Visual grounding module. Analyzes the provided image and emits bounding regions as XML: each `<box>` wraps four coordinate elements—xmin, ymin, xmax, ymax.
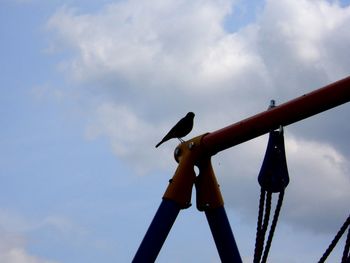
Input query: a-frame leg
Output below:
<box><xmin>132</xmin><ymin>199</ymin><xmax>181</xmax><ymax>262</ymax></box>
<box><xmin>205</xmin><ymin>206</ymin><xmax>242</xmax><ymax>263</ymax></box>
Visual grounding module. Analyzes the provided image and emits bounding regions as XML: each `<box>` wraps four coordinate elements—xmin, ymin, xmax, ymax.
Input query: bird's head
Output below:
<box><xmin>187</xmin><ymin>112</ymin><xmax>195</xmax><ymax>118</ymax></box>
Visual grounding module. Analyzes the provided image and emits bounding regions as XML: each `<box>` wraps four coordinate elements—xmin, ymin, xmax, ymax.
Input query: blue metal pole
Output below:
<box><xmin>132</xmin><ymin>199</ymin><xmax>181</xmax><ymax>263</ymax></box>
<box><xmin>205</xmin><ymin>206</ymin><xmax>242</xmax><ymax>263</ymax></box>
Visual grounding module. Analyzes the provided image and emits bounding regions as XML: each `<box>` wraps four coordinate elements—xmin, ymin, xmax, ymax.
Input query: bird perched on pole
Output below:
<box><xmin>155</xmin><ymin>112</ymin><xmax>195</xmax><ymax>148</ymax></box>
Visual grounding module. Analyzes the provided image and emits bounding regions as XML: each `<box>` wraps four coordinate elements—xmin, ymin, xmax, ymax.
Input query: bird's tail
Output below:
<box><xmin>155</xmin><ymin>140</ymin><xmax>163</xmax><ymax>148</ymax></box>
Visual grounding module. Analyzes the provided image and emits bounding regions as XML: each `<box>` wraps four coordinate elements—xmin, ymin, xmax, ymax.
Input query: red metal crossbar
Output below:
<box><xmin>203</xmin><ymin>76</ymin><xmax>350</xmax><ymax>155</ymax></box>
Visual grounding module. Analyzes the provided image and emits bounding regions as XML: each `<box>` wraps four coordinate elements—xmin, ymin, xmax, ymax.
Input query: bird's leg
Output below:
<box><xmin>178</xmin><ymin>138</ymin><xmax>185</xmax><ymax>143</ymax></box>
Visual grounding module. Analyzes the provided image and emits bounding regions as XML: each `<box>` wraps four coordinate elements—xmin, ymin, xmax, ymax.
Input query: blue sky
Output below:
<box><xmin>1</xmin><ymin>0</ymin><xmax>350</xmax><ymax>262</ymax></box>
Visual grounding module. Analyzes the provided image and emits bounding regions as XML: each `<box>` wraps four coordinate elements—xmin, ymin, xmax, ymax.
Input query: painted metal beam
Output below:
<box><xmin>203</xmin><ymin>76</ymin><xmax>350</xmax><ymax>155</ymax></box>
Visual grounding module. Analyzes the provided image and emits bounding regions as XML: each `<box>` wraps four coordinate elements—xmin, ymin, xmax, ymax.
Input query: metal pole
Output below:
<box><xmin>205</xmin><ymin>206</ymin><xmax>242</xmax><ymax>263</ymax></box>
<box><xmin>132</xmin><ymin>199</ymin><xmax>181</xmax><ymax>263</ymax></box>
<box><xmin>203</xmin><ymin>76</ymin><xmax>350</xmax><ymax>155</ymax></box>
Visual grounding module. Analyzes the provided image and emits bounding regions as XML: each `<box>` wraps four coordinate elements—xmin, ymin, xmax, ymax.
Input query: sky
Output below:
<box><xmin>1</xmin><ymin>0</ymin><xmax>350</xmax><ymax>262</ymax></box>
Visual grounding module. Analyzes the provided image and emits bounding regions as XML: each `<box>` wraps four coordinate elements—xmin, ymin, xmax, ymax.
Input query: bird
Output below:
<box><xmin>155</xmin><ymin>112</ymin><xmax>195</xmax><ymax>148</ymax></box>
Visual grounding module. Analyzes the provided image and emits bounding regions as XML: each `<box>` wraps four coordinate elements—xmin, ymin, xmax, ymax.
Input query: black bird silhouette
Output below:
<box><xmin>155</xmin><ymin>112</ymin><xmax>195</xmax><ymax>148</ymax></box>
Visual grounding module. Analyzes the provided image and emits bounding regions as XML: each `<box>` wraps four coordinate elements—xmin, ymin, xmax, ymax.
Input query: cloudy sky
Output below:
<box><xmin>1</xmin><ymin>0</ymin><xmax>350</xmax><ymax>262</ymax></box>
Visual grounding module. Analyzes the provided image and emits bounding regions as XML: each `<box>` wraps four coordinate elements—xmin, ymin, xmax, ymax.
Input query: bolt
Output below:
<box><xmin>174</xmin><ymin>147</ymin><xmax>181</xmax><ymax>162</ymax></box>
<box><xmin>188</xmin><ymin>141</ymin><xmax>195</xmax><ymax>149</ymax></box>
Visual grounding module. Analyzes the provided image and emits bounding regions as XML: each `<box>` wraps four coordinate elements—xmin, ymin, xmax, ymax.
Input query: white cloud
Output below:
<box><xmin>256</xmin><ymin>0</ymin><xmax>350</xmax><ymax>95</ymax></box>
<box><xmin>46</xmin><ymin>0</ymin><xmax>350</xmax><ymax>123</ymax></box>
<box><xmin>46</xmin><ymin>0</ymin><xmax>350</xmax><ymax>233</ymax></box>
<box><xmin>85</xmin><ymin>102</ymin><xmax>164</xmax><ymax>173</ymax></box>
<box><xmin>0</xmin><ymin>211</ymin><xmax>59</xmax><ymax>263</ymax></box>
<box><xmin>47</xmin><ymin>1</ymin><xmax>239</xmax><ymax>91</ymax></box>
<box><xmin>0</xmin><ymin>245</ymin><xmax>57</xmax><ymax>263</ymax></box>
<box><xmin>284</xmin><ymin>136</ymin><xmax>350</xmax><ymax>232</ymax></box>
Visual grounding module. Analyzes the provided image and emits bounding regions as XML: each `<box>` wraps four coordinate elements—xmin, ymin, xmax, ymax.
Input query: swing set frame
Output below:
<box><xmin>133</xmin><ymin>76</ymin><xmax>350</xmax><ymax>263</ymax></box>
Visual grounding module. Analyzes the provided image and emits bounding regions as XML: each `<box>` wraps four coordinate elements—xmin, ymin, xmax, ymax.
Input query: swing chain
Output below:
<box><xmin>254</xmin><ymin>100</ymin><xmax>288</xmax><ymax>263</ymax></box>
<box><xmin>253</xmin><ymin>189</ymin><xmax>285</xmax><ymax>263</ymax></box>
<box><xmin>318</xmin><ymin>214</ymin><xmax>350</xmax><ymax>263</ymax></box>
